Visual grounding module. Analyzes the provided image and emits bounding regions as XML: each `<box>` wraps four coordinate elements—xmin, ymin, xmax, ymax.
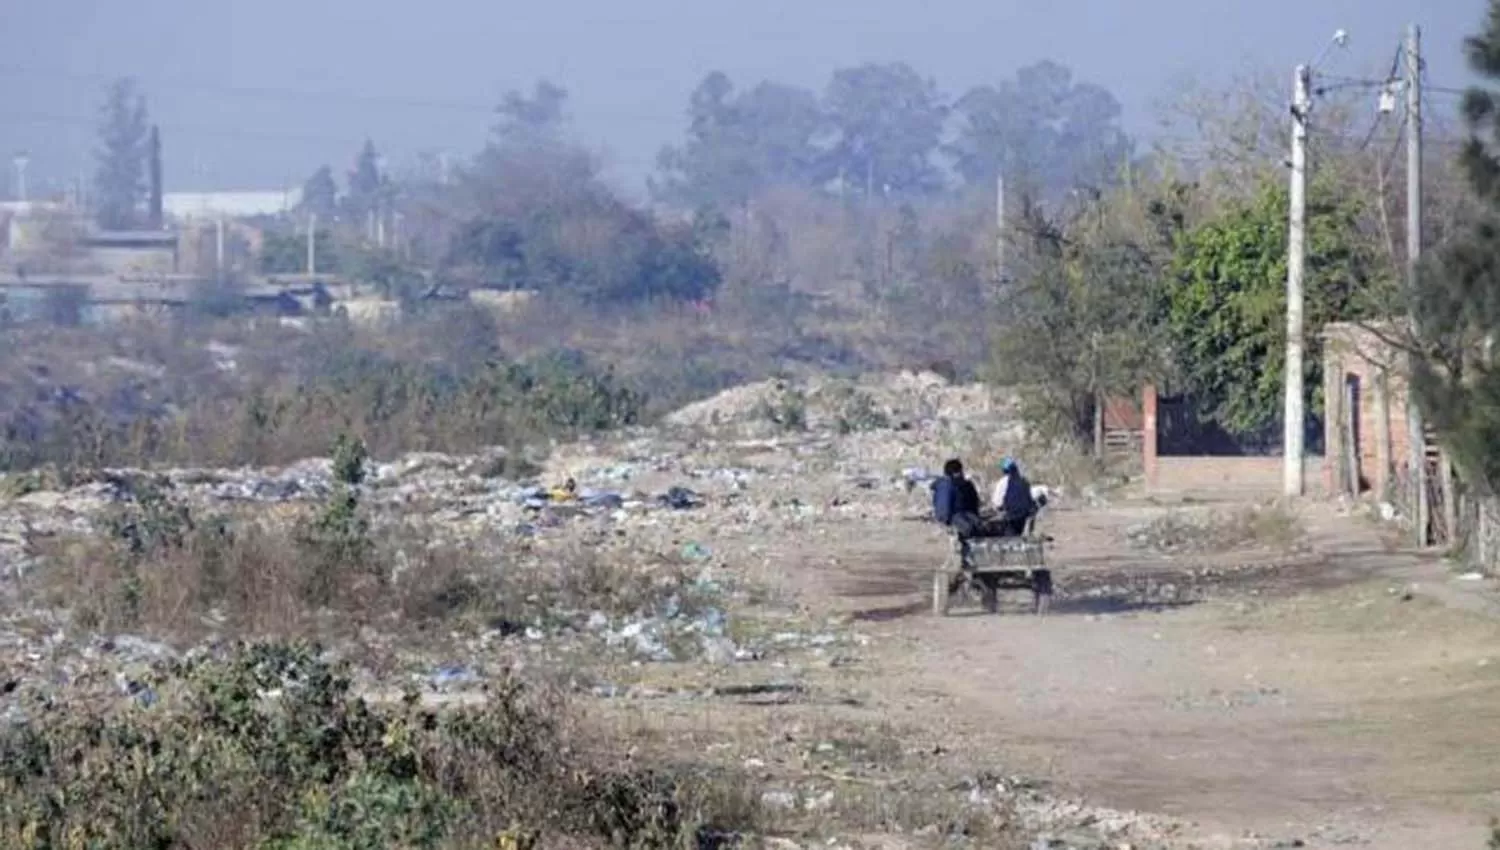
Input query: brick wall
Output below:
<box><xmin>1139</xmin><ymin>384</ymin><xmax>1326</xmax><ymax>498</ymax></box>
<box><xmin>1323</xmin><ymin>322</ymin><xmax>1415</xmax><ymax>497</ymax></box>
<box><xmin>1150</xmin><ymin>456</ymin><xmax>1326</xmax><ymax>498</ymax></box>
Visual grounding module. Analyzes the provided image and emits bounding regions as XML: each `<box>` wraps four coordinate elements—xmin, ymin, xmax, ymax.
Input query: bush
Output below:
<box><xmin>0</xmin><ymin>641</ymin><xmax>760</xmax><ymax>849</ymax></box>
<box><xmin>0</xmin><ymin>327</ymin><xmax>645</xmax><ymax>474</ymax></box>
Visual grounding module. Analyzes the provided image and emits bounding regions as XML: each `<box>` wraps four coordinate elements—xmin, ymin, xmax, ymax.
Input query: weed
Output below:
<box><xmin>755</xmin><ymin>382</ymin><xmax>808</xmax><ymax>432</ymax></box>
<box><xmin>0</xmin><ymin>641</ymin><xmax>761</xmax><ymax>849</ymax></box>
<box><xmin>831</xmin><ymin>388</ymin><xmax>890</xmax><ymax>435</ymax></box>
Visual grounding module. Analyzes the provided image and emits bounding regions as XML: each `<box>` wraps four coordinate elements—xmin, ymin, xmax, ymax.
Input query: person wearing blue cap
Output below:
<box><xmin>991</xmin><ymin>456</ymin><xmax>1039</xmax><ymax>536</ymax></box>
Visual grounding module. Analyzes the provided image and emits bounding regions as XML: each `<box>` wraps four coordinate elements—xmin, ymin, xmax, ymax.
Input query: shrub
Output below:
<box><xmin>0</xmin><ymin>641</ymin><xmax>761</xmax><ymax>849</ymax></box>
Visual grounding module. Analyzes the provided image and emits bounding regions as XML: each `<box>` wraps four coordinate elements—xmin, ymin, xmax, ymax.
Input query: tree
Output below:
<box><xmin>493</xmin><ymin>79</ymin><xmax>569</xmax><ymax>148</ymax></box>
<box><xmin>1165</xmin><ymin>181</ymin><xmax>1378</xmax><ymax>440</ymax></box>
<box><xmin>989</xmin><ymin>183</ymin><xmax>1182</xmax><ymax>443</ymax></box>
<box><xmin>344</xmin><ymin>140</ymin><xmax>383</xmax><ymax>220</ymax></box>
<box><xmin>299</xmin><ymin>165</ymin><xmax>339</xmax><ymax>220</ymax></box>
<box><xmin>444</xmin><ymin>112</ymin><xmax>721</xmax><ymax>303</ymax></box>
<box><xmin>1409</xmin><ymin>0</ymin><xmax>1500</xmax><ymax>516</ymax></box>
<box><xmin>653</xmin><ymin>72</ymin><xmax>825</xmax><ymax>208</ymax></box>
<box><xmin>949</xmin><ymin>60</ymin><xmax>1133</xmax><ymax>201</ymax></box>
<box><xmin>93</xmin><ymin>77</ymin><xmax>150</xmax><ymax>230</ymax></box>
<box><xmin>821</xmin><ymin>62</ymin><xmax>947</xmax><ymax>197</ymax></box>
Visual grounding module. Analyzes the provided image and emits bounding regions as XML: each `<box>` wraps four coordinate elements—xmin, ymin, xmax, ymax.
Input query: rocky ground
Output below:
<box><xmin>2</xmin><ymin>371</ymin><xmax>1499</xmax><ymax>849</ymax></box>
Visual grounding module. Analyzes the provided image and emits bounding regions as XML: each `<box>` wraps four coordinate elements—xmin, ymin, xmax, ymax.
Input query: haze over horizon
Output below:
<box><xmin>0</xmin><ymin>0</ymin><xmax>1485</xmax><ymax>201</ymax></box>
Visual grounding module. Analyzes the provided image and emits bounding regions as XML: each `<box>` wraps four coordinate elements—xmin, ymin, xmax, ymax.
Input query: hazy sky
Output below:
<box><xmin>0</xmin><ymin>0</ymin><xmax>1485</xmax><ymax>200</ymax></box>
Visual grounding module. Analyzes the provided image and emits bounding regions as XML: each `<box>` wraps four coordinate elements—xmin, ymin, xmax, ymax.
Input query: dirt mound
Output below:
<box><xmin>663</xmin><ymin>371</ymin><xmax>1015</xmax><ymax>434</ymax></box>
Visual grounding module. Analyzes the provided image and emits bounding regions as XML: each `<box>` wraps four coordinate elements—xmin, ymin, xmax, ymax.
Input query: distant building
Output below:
<box><xmin>163</xmin><ymin>189</ymin><xmax>302</xmax><ymax>222</ymax></box>
<box><xmin>0</xmin><ymin>201</ymin><xmax>71</xmax><ymax>255</ymax></box>
<box><xmin>81</xmin><ymin>230</ymin><xmax>179</xmax><ymax>275</ymax></box>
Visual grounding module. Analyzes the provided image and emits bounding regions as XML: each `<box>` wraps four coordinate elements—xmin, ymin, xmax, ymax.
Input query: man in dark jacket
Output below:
<box><xmin>931</xmin><ymin>458</ymin><xmax>985</xmax><ymax>536</ymax></box>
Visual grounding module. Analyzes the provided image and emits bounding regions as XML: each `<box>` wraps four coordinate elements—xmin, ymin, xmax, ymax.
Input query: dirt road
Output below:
<box><xmin>795</xmin><ymin>499</ymin><xmax>1500</xmax><ymax>849</ymax></box>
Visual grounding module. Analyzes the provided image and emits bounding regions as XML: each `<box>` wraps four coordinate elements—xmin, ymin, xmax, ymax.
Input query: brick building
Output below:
<box><xmin>1321</xmin><ymin>320</ymin><xmax>1429</xmax><ymax>499</ymax></box>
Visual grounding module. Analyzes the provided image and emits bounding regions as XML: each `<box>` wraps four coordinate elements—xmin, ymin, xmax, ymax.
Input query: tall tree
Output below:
<box><xmin>1410</xmin><ymin>0</ymin><xmax>1500</xmax><ymax>516</ymax></box>
<box><xmin>653</xmin><ymin>72</ymin><xmax>825</xmax><ymax>208</ymax></box>
<box><xmin>493</xmin><ymin>79</ymin><xmax>569</xmax><ymax>148</ymax></box>
<box><xmin>445</xmin><ymin>78</ymin><xmax>721</xmax><ymax>303</ymax></box>
<box><xmin>950</xmin><ymin>60</ymin><xmax>1133</xmax><ymax>201</ymax></box>
<box><xmin>821</xmin><ymin>62</ymin><xmax>947</xmax><ymax>197</ymax></box>
<box><xmin>343</xmin><ymin>139</ymin><xmax>385</xmax><ymax>227</ymax></box>
<box><xmin>93</xmin><ymin>77</ymin><xmax>150</xmax><ymax>230</ymax></box>
<box><xmin>299</xmin><ymin>165</ymin><xmax>339</xmax><ymax>220</ymax></box>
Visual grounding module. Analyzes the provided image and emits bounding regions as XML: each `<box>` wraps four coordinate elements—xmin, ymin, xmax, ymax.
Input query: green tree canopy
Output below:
<box><xmin>1165</xmin><ymin>180</ymin><xmax>1378</xmax><ymax>439</ymax></box>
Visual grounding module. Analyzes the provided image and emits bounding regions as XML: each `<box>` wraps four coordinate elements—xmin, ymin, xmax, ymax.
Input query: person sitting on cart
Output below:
<box><xmin>931</xmin><ymin>458</ymin><xmax>1001</xmax><ymax>539</ymax></box>
<box><xmin>990</xmin><ymin>456</ymin><xmax>1040</xmax><ymax>537</ymax></box>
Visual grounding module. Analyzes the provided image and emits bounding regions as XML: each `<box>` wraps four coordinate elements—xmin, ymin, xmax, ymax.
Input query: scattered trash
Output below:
<box><xmin>660</xmin><ymin>486</ymin><xmax>704</xmax><ymax>510</ymax></box>
<box><xmin>429</xmin><ymin>665</ymin><xmax>479</xmax><ymax>689</ymax></box>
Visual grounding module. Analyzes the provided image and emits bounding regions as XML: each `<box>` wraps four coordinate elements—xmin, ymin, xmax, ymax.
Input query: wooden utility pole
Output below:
<box><xmin>1405</xmin><ymin>23</ymin><xmax>1429</xmax><ymax>546</ymax></box>
<box><xmin>1284</xmin><ymin>63</ymin><xmax>1311</xmax><ymax>498</ymax></box>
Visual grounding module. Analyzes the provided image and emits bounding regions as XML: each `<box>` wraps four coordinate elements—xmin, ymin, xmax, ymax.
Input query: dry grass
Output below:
<box><xmin>16</xmin><ymin>462</ymin><xmax>722</xmax><ymax>650</ymax></box>
<box><xmin>0</xmin><ymin>641</ymin><xmax>765</xmax><ymax>850</ymax></box>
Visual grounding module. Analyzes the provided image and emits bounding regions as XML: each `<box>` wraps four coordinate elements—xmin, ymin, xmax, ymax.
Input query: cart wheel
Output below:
<box><xmin>932</xmin><ymin>570</ymin><xmax>950</xmax><ymax>616</ymax></box>
<box><xmin>981</xmin><ymin>575</ymin><xmax>1000</xmax><ymax>615</ymax></box>
<box><xmin>1033</xmin><ymin>569</ymin><xmax>1053</xmax><ymax>616</ymax></box>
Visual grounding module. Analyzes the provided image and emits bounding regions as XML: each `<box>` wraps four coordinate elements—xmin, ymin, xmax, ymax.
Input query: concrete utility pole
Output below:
<box><xmin>1405</xmin><ymin>23</ymin><xmax>1429</xmax><ymax>546</ymax></box>
<box><xmin>11</xmin><ymin>153</ymin><xmax>28</xmax><ymax>203</ymax></box>
<box><xmin>306</xmin><ymin>213</ymin><xmax>317</xmax><ymax>276</ymax></box>
<box><xmin>1284</xmin><ymin>63</ymin><xmax>1311</xmax><ymax>498</ymax></box>
<box><xmin>215</xmin><ymin>217</ymin><xmax>225</xmax><ymax>278</ymax></box>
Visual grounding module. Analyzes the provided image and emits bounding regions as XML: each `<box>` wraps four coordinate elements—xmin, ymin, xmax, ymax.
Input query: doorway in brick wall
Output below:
<box><xmin>1341</xmin><ymin>373</ymin><xmax>1369</xmax><ymax>494</ymax></box>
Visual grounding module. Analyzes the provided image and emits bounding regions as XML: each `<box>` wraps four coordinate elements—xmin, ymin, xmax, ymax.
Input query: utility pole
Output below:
<box><xmin>215</xmin><ymin>217</ymin><xmax>225</xmax><ymax>278</ymax></box>
<box><xmin>995</xmin><ymin>170</ymin><xmax>1005</xmax><ymax>283</ymax></box>
<box><xmin>11</xmin><ymin>153</ymin><xmax>28</xmax><ymax>203</ymax></box>
<box><xmin>306</xmin><ymin>213</ymin><xmax>317</xmax><ymax>276</ymax></box>
<box><xmin>1284</xmin><ymin>63</ymin><xmax>1311</xmax><ymax>498</ymax></box>
<box><xmin>1405</xmin><ymin>23</ymin><xmax>1429</xmax><ymax>546</ymax></box>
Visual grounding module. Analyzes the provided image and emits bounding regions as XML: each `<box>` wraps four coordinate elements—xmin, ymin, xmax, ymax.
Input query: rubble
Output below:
<box><xmin>0</xmin><ymin>371</ymin><xmax>1175</xmax><ymax>849</ymax></box>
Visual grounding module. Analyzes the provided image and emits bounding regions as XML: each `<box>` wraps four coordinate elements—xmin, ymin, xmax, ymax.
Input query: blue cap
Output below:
<box><xmin>1000</xmin><ymin>456</ymin><xmax>1016</xmax><ymax>472</ymax></box>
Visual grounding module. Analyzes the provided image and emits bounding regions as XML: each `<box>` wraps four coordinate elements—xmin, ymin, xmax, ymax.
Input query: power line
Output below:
<box><xmin>0</xmin><ymin>63</ymin><xmax>499</xmax><ymax>114</ymax></box>
<box><xmin>1376</xmin><ymin>110</ymin><xmax>1410</xmax><ymax>187</ymax></box>
<box><xmin>0</xmin><ymin>63</ymin><xmax>686</xmax><ymax>124</ymax></box>
<box><xmin>0</xmin><ymin>109</ymin><xmax>379</xmax><ymax>145</ymax></box>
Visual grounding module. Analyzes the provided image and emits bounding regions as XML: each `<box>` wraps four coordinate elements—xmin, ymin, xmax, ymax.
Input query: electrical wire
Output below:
<box><xmin>1376</xmin><ymin>111</ymin><xmax>1409</xmax><ymax>188</ymax></box>
<box><xmin>0</xmin><ymin>63</ymin><xmax>685</xmax><ymax>123</ymax></box>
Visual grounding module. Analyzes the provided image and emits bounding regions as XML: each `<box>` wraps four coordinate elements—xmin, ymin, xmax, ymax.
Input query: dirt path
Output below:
<box><xmin>786</xmin><ymin>499</ymin><xmax>1500</xmax><ymax>849</ymax></box>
